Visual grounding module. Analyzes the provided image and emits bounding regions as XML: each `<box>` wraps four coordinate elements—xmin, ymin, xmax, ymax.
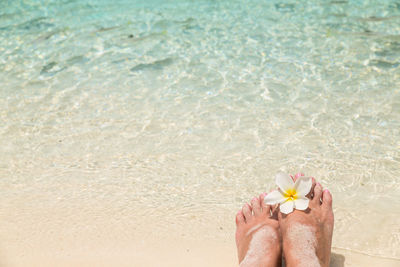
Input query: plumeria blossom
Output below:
<box><xmin>264</xmin><ymin>172</ymin><xmax>312</xmax><ymax>214</ymax></box>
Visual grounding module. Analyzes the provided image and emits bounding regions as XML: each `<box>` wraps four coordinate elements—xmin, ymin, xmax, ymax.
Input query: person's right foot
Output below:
<box><xmin>279</xmin><ymin>174</ymin><xmax>334</xmax><ymax>267</ymax></box>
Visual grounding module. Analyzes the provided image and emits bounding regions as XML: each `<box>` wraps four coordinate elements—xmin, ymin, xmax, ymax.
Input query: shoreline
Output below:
<box><xmin>2</xmin><ymin>237</ymin><xmax>400</xmax><ymax>266</ymax></box>
<box><xmin>1</xmin><ymin>179</ymin><xmax>400</xmax><ymax>266</ymax></box>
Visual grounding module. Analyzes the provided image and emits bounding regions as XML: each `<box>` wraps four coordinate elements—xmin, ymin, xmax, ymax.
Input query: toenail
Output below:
<box><xmin>262</xmin><ymin>192</ymin><xmax>267</xmax><ymax>197</ymax></box>
<box><xmin>317</xmin><ymin>182</ymin><xmax>321</xmax><ymax>187</ymax></box>
<box><xmin>295</xmin><ymin>172</ymin><xmax>303</xmax><ymax>178</ymax></box>
<box><xmin>324</xmin><ymin>189</ymin><xmax>329</xmax><ymax>193</ymax></box>
<box><xmin>252</xmin><ymin>197</ymin><xmax>257</xmax><ymax>201</ymax></box>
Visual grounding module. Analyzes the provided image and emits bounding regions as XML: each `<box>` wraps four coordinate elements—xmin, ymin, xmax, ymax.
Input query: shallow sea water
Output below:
<box><xmin>0</xmin><ymin>0</ymin><xmax>400</xmax><ymax>265</ymax></box>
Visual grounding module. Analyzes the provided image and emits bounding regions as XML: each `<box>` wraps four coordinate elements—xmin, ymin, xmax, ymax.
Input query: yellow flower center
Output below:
<box><xmin>284</xmin><ymin>188</ymin><xmax>297</xmax><ymax>201</ymax></box>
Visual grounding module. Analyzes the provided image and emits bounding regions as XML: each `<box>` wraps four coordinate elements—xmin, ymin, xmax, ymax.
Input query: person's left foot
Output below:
<box><xmin>235</xmin><ymin>193</ymin><xmax>282</xmax><ymax>267</ymax></box>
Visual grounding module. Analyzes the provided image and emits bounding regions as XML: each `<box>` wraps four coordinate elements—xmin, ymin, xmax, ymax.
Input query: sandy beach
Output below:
<box><xmin>1</xmin><ymin>196</ymin><xmax>400</xmax><ymax>267</ymax></box>
<box><xmin>1</xmin><ymin>156</ymin><xmax>400</xmax><ymax>266</ymax></box>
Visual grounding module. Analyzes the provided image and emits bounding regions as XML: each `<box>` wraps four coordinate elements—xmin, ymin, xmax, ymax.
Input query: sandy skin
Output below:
<box><xmin>235</xmin><ymin>174</ymin><xmax>334</xmax><ymax>267</ymax></box>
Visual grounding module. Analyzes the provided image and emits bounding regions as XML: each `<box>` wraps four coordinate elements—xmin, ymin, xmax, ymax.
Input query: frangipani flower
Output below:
<box><xmin>264</xmin><ymin>172</ymin><xmax>312</xmax><ymax>214</ymax></box>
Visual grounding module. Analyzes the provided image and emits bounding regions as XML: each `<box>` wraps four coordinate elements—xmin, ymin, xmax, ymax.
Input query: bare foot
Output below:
<box><xmin>279</xmin><ymin>175</ymin><xmax>334</xmax><ymax>267</ymax></box>
<box><xmin>235</xmin><ymin>193</ymin><xmax>282</xmax><ymax>267</ymax></box>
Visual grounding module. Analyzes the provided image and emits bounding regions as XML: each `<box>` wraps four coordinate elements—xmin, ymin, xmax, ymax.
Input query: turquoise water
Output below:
<box><xmin>1</xmin><ymin>0</ymin><xmax>400</xmax><ymax>263</ymax></box>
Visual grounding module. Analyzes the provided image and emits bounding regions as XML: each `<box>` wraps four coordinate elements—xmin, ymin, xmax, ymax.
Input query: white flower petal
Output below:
<box><xmin>294</xmin><ymin>196</ymin><xmax>309</xmax><ymax>210</ymax></box>
<box><xmin>275</xmin><ymin>172</ymin><xmax>294</xmax><ymax>192</ymax></box>
<box><xmin>280</xmin><ymin>200</ymin><xmax>294</xmax><ymax>214</ymax></box>
<box><xmin>264</xmin><ymin>190</ymin><xmax>286</xmax><ymax>205</ymax></box>
<box><xmin>294</xmin><ymin>176</ymin><xmax>312</xmax><ymax>196</ymax></box>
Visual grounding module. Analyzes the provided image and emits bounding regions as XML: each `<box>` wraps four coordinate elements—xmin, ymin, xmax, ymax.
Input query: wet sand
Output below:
<box><xmin>1</xmin><ymin>188</ymin><xmax>400</xmax><ymax>266</ymax></box>
<box><xmin>2</xmin><ymin>226</ymin><xmax>400</xmax><ymax>266</ymax></box>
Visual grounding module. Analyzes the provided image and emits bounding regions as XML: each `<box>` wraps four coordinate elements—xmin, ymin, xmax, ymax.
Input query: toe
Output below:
<box><xmin>236</xmin><ymin>210</ymin><xmax>246</xmax><ymax>226</ymax></box>
<box><xmin>312</xmin><ymin>182</ymin><xmax>323</xmax><ymax>205</ymax></box>
<box><xmin>321</xmin><ymin>189</ymin><xmax>333</xmax><ymax>208</ymax></box>
<box><xmin>306</xmin><ymin>177</ymin><xmax>316</xmax><ymax>199</ymax></box>
<box><xmin>260</xmin><ymin>193</ymin><xmax>271</xmax><ymax>215</ymax></box>
<box><xmin>242</xmin><ymin>203</ymin><xmax>253</xmax><ymax>222</ymax></box>
<box><xmin>251</xmin><ymin>197</ymin><xmax>262</xmax><ymax>216</ymax></box>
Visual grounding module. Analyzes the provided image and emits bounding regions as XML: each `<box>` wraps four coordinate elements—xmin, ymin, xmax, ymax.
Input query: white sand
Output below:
<box><xmin>2</xmin><ymin>238</ymin><xmax>400</xmax><ymax>267</ymax></box>
<box><xmin>1</xmin><ymin>199</ymin><xmax>399</xmax><ymax>267</ymax></box>
<box><xmin>1</xmin><ymin>167</ymin><xmax>400</xmax><ymax>266</ymax></box>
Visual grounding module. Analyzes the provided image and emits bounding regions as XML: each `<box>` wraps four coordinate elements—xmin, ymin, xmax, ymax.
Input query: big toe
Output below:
<box><xmin>311</xmin><ymin>182</ymin><xmax>323</xmax><ymax>206</ymax></box>
<box><xmin>260</xmin><ymin>193</ymin><xmax>271</xmax><ymax>216</ymax></box>
<box><xmin>321</xmin><ymin>189</ymin><xmax>333</xmax><ymax>210</ymax></box>
<box><xmin>321</xmin><ymin>189</ymin><xmax>334</xmax><ymax>233</ymax></box>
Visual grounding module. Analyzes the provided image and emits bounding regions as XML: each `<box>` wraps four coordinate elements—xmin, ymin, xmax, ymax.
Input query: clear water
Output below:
<box><xmin>0</xmin><ymin>0</ymin><xmax>400</xmax><ymax>263</ymax></box>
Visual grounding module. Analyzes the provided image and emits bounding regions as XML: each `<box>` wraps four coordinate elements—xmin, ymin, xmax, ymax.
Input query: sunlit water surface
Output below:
<box><xmin>0</xmin><ymin>0</ymin><xmax>399</xmax><ymax>263</ymax></box>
